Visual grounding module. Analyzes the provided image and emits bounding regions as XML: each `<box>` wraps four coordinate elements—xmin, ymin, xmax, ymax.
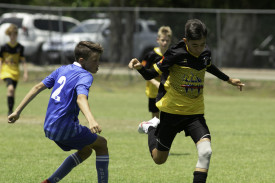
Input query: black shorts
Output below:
<box><xmin>148</xmin><ymin>98</ymin><xmax>159</xmax><ymax>113</ymax></box>
<box><xmin>155</xmin><ymin>111</ymin><xmax>211</xmax><ymax>151</ymax></box>
<box><xmin>4</xmin><ymin>78</ymin><xmax>17</xmax><ymax>88</ymax></box>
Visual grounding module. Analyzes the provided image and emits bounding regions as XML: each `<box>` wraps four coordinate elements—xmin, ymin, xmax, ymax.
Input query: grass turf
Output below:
<box><xmin>0</xmin><ymin>72</ymin><xmax>274</xmax><ymax>183</ymax></box>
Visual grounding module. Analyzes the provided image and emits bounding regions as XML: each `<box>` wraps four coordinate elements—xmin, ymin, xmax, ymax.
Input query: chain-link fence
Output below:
<box><xmin>1</xmin><ymin>3</ymin><xmax>275</xmax><ymax>68</ymax></box>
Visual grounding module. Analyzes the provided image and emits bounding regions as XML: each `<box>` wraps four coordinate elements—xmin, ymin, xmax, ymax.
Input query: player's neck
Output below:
<box><xmin>9</xmin><ymin>40</ymin><xmax>17</xmax><ymax>46</ymax></box>
<box><xmin>160</xmin><ymin>46</ymin><xmax>169</xmax><ymax>54</ymax></box>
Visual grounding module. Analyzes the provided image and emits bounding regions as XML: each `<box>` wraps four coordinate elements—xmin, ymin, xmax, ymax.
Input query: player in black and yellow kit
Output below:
<box><xmin>129</xmin><ymin>19</ymin><xmax>244</xmax><ymax>183</ymax></box>
<box><xmin>141</xmin><ymin>26</ymin><xmax>172</xmax><ymax>118</ymax></box>
<box><xmin>0</xmin><ymin>24</ymin><xmax>28</xmax><ymax>115</ymax></box>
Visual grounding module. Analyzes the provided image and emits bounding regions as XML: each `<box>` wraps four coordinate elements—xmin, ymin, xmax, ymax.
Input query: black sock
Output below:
<box><xmin>193</xmin><ymin>171</ymin><xmax>208</xmax><ymax>183</ymax></box>
<box><xmin>7</xmin><ymin>96</ymin><xmax>14</xmax><ymax>113</ymax></box>
<box><xmin>148</xmin><ymin>126</ymin><xmax>157</xmax><ymax>155</ymax></box>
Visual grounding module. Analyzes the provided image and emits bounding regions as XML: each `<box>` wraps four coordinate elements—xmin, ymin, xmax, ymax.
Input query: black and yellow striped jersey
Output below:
<box><xmin>138</xmin><ymin>40</ymin><xmax>229</xmax><ymax>115</ymax></box>
<box><xmin>0</xmin><ymin>42</ymin><xmax>25</xmax><ymax>81</ymax></box>
<box><xmin>141</xmin><ymin>47</ymin><xmax>163</xmax><ymax>98</ymax></box>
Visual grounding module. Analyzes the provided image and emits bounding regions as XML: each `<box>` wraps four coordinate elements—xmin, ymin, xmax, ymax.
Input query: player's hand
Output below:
<box><xmin>89</xmin><ymin>122</ymin><xmax>102</xmax><ymax>134</ymax></box>
<box><xmin>128</xmin><ymin>58</ymin><xmax>143</xmax><ymax>70</ymax></box>
<box><xmin>8</xmin><ymin>112</ymin><xmax>20</xmax><ymax>123</ymax></box>
<box><xmin>228</xmin><ymin>78</ymin><xmax>245</xmax><ymax>91</ymax></box>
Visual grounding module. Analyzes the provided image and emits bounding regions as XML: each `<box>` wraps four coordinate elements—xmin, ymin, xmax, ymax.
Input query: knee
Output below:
<box><xmin>153</xmin><ymin>158</ymin><xmax>167</xmax><ymax>165</ymax></box>
<box><xmin>151</xmin><ymin>149</ymin><xmax>169</xmax><ymax>165</ymax></box>
<box><xmin>101</xmin><ymin>137</ymin><xmax>108</xmax><ymax>147</ymax></box>
<box><xmin>93</xmin><ymin>136</ymin><xmax>108</xmax><ymax>155</ymax></box>
<box><xmin>196</xmin><ymin>141</ymin><xmax>212</xmax><ymax>169</ymax></box>
<box><xmin>98</xmin><ymin>136</ymin><xmax>108</xmax><ymax>149</ymax></box>
<box><xmin>7</xmin><ymin>86</ymin><xmax>15</xmax><ymax>95</ymax></box>
<box><xmin>152</xmin><ymin>151</ymin><xmax>168</xmax><ymax>165</ymax></box>
<box><xmin>198</xmin><ymin>146</ymin><xmax>212</xmax><ymax>159</ymax></box>
<box><xmin>77</xmin><ymin>146</ymin><xmax>93</xmax><ymax>161</ymax></box>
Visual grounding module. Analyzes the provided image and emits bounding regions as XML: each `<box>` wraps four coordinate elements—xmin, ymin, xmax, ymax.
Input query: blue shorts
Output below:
<box><xmin>54</xmin><ymin>126</ymin><xmax>98</xmax><ymax>151</ymax></box>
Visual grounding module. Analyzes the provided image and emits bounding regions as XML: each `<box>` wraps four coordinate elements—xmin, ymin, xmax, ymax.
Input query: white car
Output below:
<box><xmin>0</xmin><ymin>12</ymin><xmax>79</xmax><ymax>64</ymax></box>
<box><xmin>42</xmin><ymin>18</ymin><xmax>158</xmax><ymax>64</ymax></box>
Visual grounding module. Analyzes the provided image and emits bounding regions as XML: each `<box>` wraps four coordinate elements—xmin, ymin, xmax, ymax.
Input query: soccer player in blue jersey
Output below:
<box><xmin>129</xmin><ymin>19</ymin><xmax>245</xmax><ymax>183</ymax></box>
<box><xmin>8</xmin><ymin>41</ymin><xmax>109</xmax><ymax>183</ymax></box>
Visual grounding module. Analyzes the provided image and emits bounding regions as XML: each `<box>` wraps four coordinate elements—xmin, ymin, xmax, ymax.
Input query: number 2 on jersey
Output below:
<box><xmin>51</xmin><ymin>76</ymin><xmax>66</xmax><ymax>101</ymax></box>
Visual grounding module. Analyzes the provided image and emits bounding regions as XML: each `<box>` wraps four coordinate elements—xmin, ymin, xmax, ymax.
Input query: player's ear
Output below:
<box><xmin>78</xmin><ymin>58</ymin><xmax>85</xmax><ymax>64</ymax></box>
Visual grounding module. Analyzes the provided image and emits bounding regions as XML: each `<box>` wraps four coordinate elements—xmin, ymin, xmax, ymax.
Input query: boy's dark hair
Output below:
<box><xmin>185</xmin><ymin>19</ymin><xmax>207</xmax><ymax>40</ymax></box>
<box><xmin>74</xmin><ymin>41</ymin><xmax>103</xmax><ymax>61</ymax></box>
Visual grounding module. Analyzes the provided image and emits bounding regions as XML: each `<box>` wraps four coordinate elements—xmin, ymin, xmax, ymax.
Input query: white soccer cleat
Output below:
<box><xmin>138</xmin><ymin>117</ymin><xmax>160</xmax><ymax>134</ymax></box>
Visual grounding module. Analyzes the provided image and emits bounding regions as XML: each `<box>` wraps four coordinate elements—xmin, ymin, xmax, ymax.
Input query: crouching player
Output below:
<box><xmin>8</xmin><ymin>41</ymin><xmax>109</xmax><ymax>183</ymax></box>
<box><xmin>129</xmin><ymin>19</ymin><xmax>244</xmax><ymax>183</ymax></box>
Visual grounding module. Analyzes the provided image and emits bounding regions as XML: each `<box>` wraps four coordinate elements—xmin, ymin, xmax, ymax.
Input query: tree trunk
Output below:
<box><xmin>220</xmin><ymin>14</ymin><xmax>257</xmax><ymax>67</ymax></box>
<box><xmin>121</xmin><ymin>12</ymin><xmax>135</xmax><ymax>64</ymax></box>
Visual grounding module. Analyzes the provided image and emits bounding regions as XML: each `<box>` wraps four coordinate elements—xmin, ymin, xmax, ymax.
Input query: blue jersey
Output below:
<box><xmin>42</xmin><ymin>62</ymin><xmax>93</xmax><ymax>141</ymax></box>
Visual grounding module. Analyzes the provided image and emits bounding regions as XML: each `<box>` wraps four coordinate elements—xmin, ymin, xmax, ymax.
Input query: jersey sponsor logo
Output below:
<box><xmin>180</xmin><ymin>73</ymin><xmax>204</xmax><ymax>96</ymax></box>
<box><xmin>181</xmin><ymin>84</ymin><xmax>203</xmax><ymax>89</ymax></box>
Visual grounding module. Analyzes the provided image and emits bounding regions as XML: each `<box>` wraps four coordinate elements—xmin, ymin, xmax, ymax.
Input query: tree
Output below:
<box><xmin>2</xmin><ymin>0</ymin><xmax>275</xmax><ymax>8</ymax></box>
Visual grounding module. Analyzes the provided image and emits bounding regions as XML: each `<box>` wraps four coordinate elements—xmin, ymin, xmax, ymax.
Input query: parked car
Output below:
<box><xmin>0</xmin><ymin>23</ymin><xmax>11</xmax><ymax>45</ymax></box>
<box><xmin>42</xmin><ymin>18</ymin><xmax>158</xmax><ymax>64</ymax></box>
<box><xmin>0</xmin><ymin>12</ymin><xmax>79</xmax><ymax>64</ymax></box>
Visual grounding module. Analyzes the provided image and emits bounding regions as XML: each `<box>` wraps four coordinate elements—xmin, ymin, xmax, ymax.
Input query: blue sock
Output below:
<box><xmin>96</xmin><ymin>155</ymin><xmax>109</xmax><ymax>183</ymax></box>
<box><xmin>48</xmin><ymin>153</ymin><xmax>82</xmax><ymax>183</ymax></box>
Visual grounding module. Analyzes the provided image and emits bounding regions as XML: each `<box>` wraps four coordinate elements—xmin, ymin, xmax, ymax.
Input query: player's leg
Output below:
<box><xmin>4</xmin><ymin>78</ymin><xmax>17</xmax><ymax>115</ymax></box>
<box><xmin>192</xmin><ymin>137</ymin><xmax>212</xmax><ymax>183</ymax></box>
<box><xmin>152</xmin><ymin>111</ymin><xmax>159</xmax><ymax>118</ymax></box>
<box><xmin>44</xmin><ymin>127</ymin><xmax>100</xmax><ymax>183</ymax></box>
<box><xmin>187</xmin><ymin>116</ymin><xmax>212</xmax><ymax>183</ymax></box>
<box><xmin>148</xmin><ymin>128</ymin><xmax>170</xmax><ymax>164</ymax></box>
<box><xmin>148</xmin><ymin>98</ymin><xmax>160</xmax><ymax>118</ymax></box>
<box><xmin>139</xmin><ymin>111</ymin><xmax>177</xmax><ymax>165</ymax></box>
<box><xmin>195</xmin><ymin>138</ymin><xmax>211</xmax><ymax>173</ymax></box>
<box><xmin>46</xmin><ymin>151</ymin><xmax>84</xmax><ymax>183</ymax></box>
<box><xmin>88</xmin><ymin>135</ymin><xmax>109</xmax><ymax>183</ymax></box>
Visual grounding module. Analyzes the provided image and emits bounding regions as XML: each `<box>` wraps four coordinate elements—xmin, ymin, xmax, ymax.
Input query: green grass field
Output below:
<box><xmin>0</xmin><ymin>71</ymin><xmax>275</xmax><ymax>183</ymax></box>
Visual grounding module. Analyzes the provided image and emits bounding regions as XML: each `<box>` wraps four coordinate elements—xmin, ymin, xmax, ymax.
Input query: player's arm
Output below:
<box><xmin>77</xmin><ymin>94</ymin><xmax>101</xmax><ymax>134</ymax></box>
<box><xmin>207</xmin><ymin>64</ymin><xmax>245</xmax><ymax>91</ymax></box>
<box><xmin>149</xmin><ymin>79</ymin><xmax>160</xmax><ymax>88</ymax></box>
<box><xmin>128</xmin><ymin>58</ymin><xmax>159</xmax><ymax>80</ymax></box>
<box><xmin>8</xmin><ymin>82</ymin><xmax>47</xmax><ymax>123</ymax></box>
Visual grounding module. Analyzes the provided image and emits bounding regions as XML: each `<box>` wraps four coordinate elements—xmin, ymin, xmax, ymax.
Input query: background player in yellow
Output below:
<box><xmin>0</xmin><ymin>24</ymin><xmax>28</xmax><ymax>115</ymax></box>
<box><xmin>141</xmin><ymin>26</ymin><xmax>172</xmax><ymax>118</ymax></box>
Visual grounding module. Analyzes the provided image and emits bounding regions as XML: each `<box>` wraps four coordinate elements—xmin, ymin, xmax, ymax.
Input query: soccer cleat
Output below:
<box><xmin>138</xmin><ymin>117</ymin><xmax>160</xmax><ymax>134</ymax></box>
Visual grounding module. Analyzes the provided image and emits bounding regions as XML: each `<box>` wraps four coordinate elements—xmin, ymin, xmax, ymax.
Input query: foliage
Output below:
<box><xmin>1</xmin><ymin>0</ymin><xmax>275</xmax><ymax>9</ymax></box>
